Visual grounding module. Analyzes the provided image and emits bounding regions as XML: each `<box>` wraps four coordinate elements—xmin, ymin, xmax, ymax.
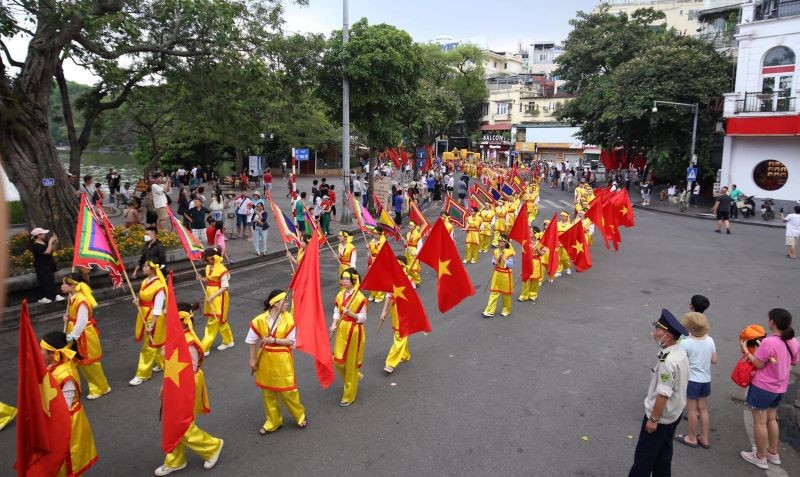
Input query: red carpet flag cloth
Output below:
<box><xmin>443</xmin><ymin>195</ymin><xmax>468</xmax><ymax>228</ymax></box>
<box><xmin>168</xmin><ymin>207</ymin><xmax>204</xmax><ymax>260</ymax></box>
<box><xmin>161</xmin><ymin>273</ymin><xmax>196</xmax><ymax>453</ymax></box>
<box><xmin>15</xmin><ymin>300</ymin><xmax>70</xmax><ymax>477</ymax></box>
<box><xmin>289</xmin><ymin>233</ymin><xmax>335</xmax><ymax>388</ymax></box>
<box><xmin>360</xmin><ymin>243</ymin><xmax>431</xmax><ymax>337</ymax></box>
<box><xmin>417</xmin><ymin>218</ymin><xmax>475</xmax><ymax>313</ymax></box>
<box><xmin>558</xmin><ymin>222</ymin><xmax>592</xmax><ymax>272</ymax></box>
<box><xmin>72</xmin><ymin>194</ymin><xmax>124</xmax><ymax>287</ymax></box>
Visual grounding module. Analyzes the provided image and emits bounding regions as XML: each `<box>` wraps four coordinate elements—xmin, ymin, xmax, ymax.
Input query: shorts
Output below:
<box><xmin>686</xmin><ymin>380</ymin><xmax>711</xmax><ymax>399</ymax></box>
<box><xmin>786</xmin><ymin>236</ymin><xmax>798</xmax><ymax>246</ymax></box>
<box><xmin>236</xmin><ymin>213</ymin><xmax>248</xmax><ymax>227</ymax></box>
<box><xmin>156</xmin><ymin>207</ymin><xmax>168</xmax><ymax>220</ymax></box>
<box><xmin>458</xmin><ymin>193</ymin><xmax>466</xmax><ymax>199</ymax></box>
<box><xmin>264</xmin><ymin>183</ymin><xmax>272</xmax><ymax>191</ymax></box>
<box><xmin>745</xmin><ymin>384</ymin><xmax>783</xmax><ymax>410</ymax></box>
<box><xmin>716</xmin><ymin>210</ymin><xmax>730</xmax><ymax>221</ymax></box>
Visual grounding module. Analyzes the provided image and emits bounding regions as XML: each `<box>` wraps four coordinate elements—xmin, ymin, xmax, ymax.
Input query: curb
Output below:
<box><xmin>633</xmin><ymin>204</ymin><xmax>784</xmax><ymax>229</ymax></box>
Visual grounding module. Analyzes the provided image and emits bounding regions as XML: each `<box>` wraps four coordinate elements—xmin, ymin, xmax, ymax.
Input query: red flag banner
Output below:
<box><xmin>602</xmin><ymin>200</ymin><xmax>622</xmax><ymax>251</ymax></box>
<box><xmin>585</xmin><ymin>198</ymin><xmax>611</xmax><ymax>251</ymax></box>
<box><xmin>443</xmin><ymin>195</ymin><xmax>468</xmax><ymax>228</ymax></box>
<box><xmin>15</xmin><ymin>300</ymin><xmax>71</xmax><ymax>477</ymax></box>
<box><xmin>360</xmin><ymin>243</ymin><xmax>431</xmax><ymax>337</ymax></box>
<box><xmin>609</xmin><ymin>189</ymin><xmax>635</xmax><ymax>228</ymax></box>
<box><xmin>508</xmin><ymin>203</ymin><xmax>534</xmax><ymax>281</ymax></box>
<box><xmin>408</xmin><ymin>200</ymin><xmax>430</xmax><ymax>236</ymax></box>
<box><xmin>417</xmin><ymin>218</ymin><xmax>475</xmax><ymax>313</ymax></box>
<box><xmin>540</xmin><ymin>213</ymin><xmax>560</xmax><ymax>278</ymax></box>
<box><xmin>558</xmin><ymin>222</ymin><xmax>593</xmax><ymax>272</ymax></box>
<box><xmin>289</xmin><ymin>234</ymin><xmax>335</xmax><ymax>388</ymax></box>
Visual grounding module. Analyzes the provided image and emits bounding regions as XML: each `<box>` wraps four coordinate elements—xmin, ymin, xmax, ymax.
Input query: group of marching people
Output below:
<box><xmin>4</xmin><ymin>163</ymin><xmax>608</xmax><ymax>476</ymax></box>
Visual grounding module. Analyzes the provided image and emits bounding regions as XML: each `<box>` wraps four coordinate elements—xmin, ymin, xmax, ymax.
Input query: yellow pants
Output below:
<box><xmin>492</xmin><ymin>231</ymin><xmax>502</xmax><ymax>247</ymax></box>
<box><xmin>385</xmin><ymin>331</ymin><xmax>410</xmax><ymax>368</ymax></box>
<box><xmin>335</xmin><ymin>355</ymin><xmax>362</xmax><ymax>405</ymax></box>
<box><xmin>559</xmin><ymin>248</ymin><xmax>571</xmax><ymax>272</ymax></box>
<box><xmin>484</xmin><ymin>292</ymin><xmax>512</xmax><ymax>316</ymax></box>
<box><xmin>78</xmin><ymin>362</ymin><xmax>111</xmax><ymax>397</ymax></box>
<box><xmin>164</xmin><ymin>421</ymin><xmax>222</xmax><ymax>468</ymax></box>
<box><xmin>261</xmin><ymin>389</ymin><xmax>306</xmax><ymax>432</ymax></box>
<box><xmin>202</xmin><ymin>318</ymin><xmax>234</xmax><ymax>352</ymax></box>
<box><xmin>369</xmin><ymin>291</ymin><xmax>385</xmax><ymax>303</ymax></box>
<box><xmin>0</xmin><ymin>401</ymin><xmax>16</xmax><ymax>430</ymax></box>
<box><xmin>464</xmin><ymin>243</ymin><xmax>479</xmax><ymax>263</ymax></box>
<box><xmin>519</xmin><ymin>279</ymin><xmax>541</xmax><ymax>301</ymax></box>
<box><xmin>135</xmin><ymin>340</ymin><xmax>165</xmax><ymax>380</ymax></box>
<box><xmin>480</xmin><ymin>234</ymin><xmax>491</xmax><ymax>252</ymax></box>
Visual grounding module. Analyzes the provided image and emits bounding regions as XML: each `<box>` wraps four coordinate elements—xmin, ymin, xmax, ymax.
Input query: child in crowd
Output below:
<box><xmin>123</xmin><ymin>202</ymin><xmax>140</xmax><ymax>228</ymax></box>
<box><xmin>674</xmin><ymin>312</ymin><xmax>717</xmax><ymax>449</ymax></box>
<box><xmin>214</xmin><ymin>221</ymin><xmax>231</xmax><ymax>264</ymax></box>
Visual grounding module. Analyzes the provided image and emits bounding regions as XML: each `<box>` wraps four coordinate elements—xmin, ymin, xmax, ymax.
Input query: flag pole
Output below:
<box><xmin>252</xmin><ymin>282</ymin><xmax>292</xmax><ymax>375</ymax></box>
<box><xmin>283</xmin><ymin>242</ymin><xmax>296</xmax><ymax>273</ymax></box>
<box><xmin>302</xmin><ymin>202</ymin><xmax>339</xmax><ymax>261</ymax></box>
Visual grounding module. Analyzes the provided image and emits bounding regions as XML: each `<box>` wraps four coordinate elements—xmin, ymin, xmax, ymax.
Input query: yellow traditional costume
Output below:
<box><xmin>248</xmin><ymin>297</ymin><xmax>306</xmax><ymax>433</ymax></box>
<box><xmin>483</xmin><ymin>242</ymin><xmax>516</xmax><ymax>317</ymax></box>
<box><xmin>337</xmin><ymin>233</ymin><xmax>357</xmax><ymax>281</ymax></box>
<box><xmin>201</xmin><ymin>255</ymin><xmax>233</xmax><ymax>352</ymax></box>
<box><xmin>332</xmin><ymin>275</ymin><xmax>368</xmax><ymax>405</ymax></box>
<box><xmin>479</xmin><ymin>206</ymin><xmax>494</xmax><ymax>252</ymax></box>
<box><xmin>131</xmin><ymin>262</ymin><xmax>166</xmax><ymax>383</ymax></box>
<box><xmin>556</xmin><ymin>212</ymin><xmax>573</xmax><ymax>275</ymax></box>
<box><xmin>492</xmin><ymin>203</ymin><xmax>508</xmax><ymax>247</ymax></box>
<box><xmin>524</xmin><ymin>188</ymin><xmax>539</xmax><ymax>223</ymax></box>
<box><xmin>405</xmin><ymin>224</ymin><xmax>423</xmax><ymax>286</ymax></box>
<box><xmin>383</xmin><ymin>261</ymin><xmax>413</xmax><ymax>373</ymax></box>
<box><xmin>367</xmin><ymin>234</ymin><xmax>387</xmax><ymax>303</ymax></box>
<box><xmin>0</xmin><ymin>401</ymin><xmax>16</xmax><ymax>430</ymax></box>
<box><xmin>464</xmin><ymin>215</ymin><xmax>481</xmax><ymax>263</ymax></box>
<box><xmin>65</xmin><ymin>280</ymin><xmax>111</xmax><ymax>398</ymax></box>
<box><xmin>42</xmin><ymin>340</ymin><xmax>98</xmax><ymax>477</ymax></box>
<box><xmin>518</xmin><ymin>240</ymin><xmax>545</xmax><ymax>302</ymax></box>
<box><xmin>158</xmin><ymin>310</ymin><xmax>222</xmax><ymax>474</ymax></box>
<box><xmin>443</xmin><ymin>216</ymin><xmax>455</xmax><ymax>240</ymax></box>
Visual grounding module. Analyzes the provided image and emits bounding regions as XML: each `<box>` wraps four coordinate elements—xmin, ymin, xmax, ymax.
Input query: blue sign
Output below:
<box><xmin>42</xmin><ymin>178</ymin><xmax>55</xmax><ymax>187</ymax></box>
<box><xmin>295</xmin><ymin>148</ymin><xmax>310</xmax><ymax>161</ymax></box>
<box><xmin>417</xmin><ymin>158</ymin><xmax>427</xmax><ymax>170</ymax></box>
<box><xmin>416</xmin><ymin>147</ymin><xmax>427</xmax><ymax>160</ymax></box>
<box><xmin>686</xmin><ymin>167</ymin><xmax>698</xmax><ymax>181</ymax></box>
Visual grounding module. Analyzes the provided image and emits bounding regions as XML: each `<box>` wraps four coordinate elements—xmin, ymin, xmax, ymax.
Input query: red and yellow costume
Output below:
<box><xmin>332</xmin><ymin>280</ymin><xmax>368</xmax><ymax>405</ymax></box>
<box><xmin>492</xmin><ymin>203</ymin><xmax>509</xmax><ymax>247</ymax></box>
<box><xmin>557</xmin><ymin>213</ymin><xmax>573</xmax><ymax>274</ymax></box>
<box><xmin>464</xmin><ymin>215</ymin><xmax>481</xmax><ymax>263</ymax></box>
<box><xmin>337</xmin><ymin>235</ymin><xmax>357</xmax><ymax>281</ymax></box>
<box><xmin>383</xmin><ymin>262</ymin><xmax>414</xmax><ymax>370</ymax></box>
<box><xmin>483</xmin><ymin>243</ymin><xmax>516</xmax><ymax>316</ymax></box>
<box><xmin>519</xmin><ymin>240</ymin><xmax>545</xmax><ymax>302</ymax></box>
<box><xmin>367</xmin><ymin>234</ymin><xmax>387</xmax><ymax>303</ymax></box>
<box><xmin>133</xmin><ymin>263</ymin><xmax>166</xmax><ymax>381</ymax></box>
<box><xmin>201</xmin><ymin>255</ymin><xmax>233</xmax><ymax>352</ymax></box>
<box><xmin>524</xmin><ymin>187</ymin><xmax>539</xmax><ymax>223</ymax></box>
<box><xmin>65</xmin><ymin>281</ymin><xmax>110</xmax><ymax>398</ymax></box>
<box><xmin>0</xmin><ymin>401</ymin><xmax>16</xmax><ymax>430</ymax></box>
<box><xmin>479</xmin><ymin>206</ymin><xmax>494</xmax><ymax>252</ymax></box>
<box><xmin>404</xmin><ymin>225</ymin><xmax>422</xmax><ymax>285</ymax></box>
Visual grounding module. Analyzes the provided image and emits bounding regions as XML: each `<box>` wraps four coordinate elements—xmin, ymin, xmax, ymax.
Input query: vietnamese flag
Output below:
<box><xmin>608</xmin><ymin>189</ymin><xmax>635</xmax><ymax>228</ymax></box>
<box><xmin>417</xmin><ymin>218</ymin><xmax>475</xmax><ymax>313</ymax></box>
<box><xmin>585</xmin><ymin>198</ymin><xmax>611</xmax><ymax>251</ymax></box>
<box><xmin>161</xmin><ymin>273</ymin><xmax>196</xmax><ymax>454</ymax></box>
<box><xmin>408</xmin><ymin>200</ymin><xmax>430</xmax><ymax>236</ymax></box>
<box><xmin>540</xmin><ymin>213</ymin><xmax>560</xmax><ymax>277</ymax></box>
<box><xmin>289</xmin><ymin>233</ymin><xmax>335</xmax><ymax>388</ymax></box>
<box><xmin>360</xmin><ymin>243</ymin><xmax>431</xmax><ymax>337</ymax></box>
<box><xmin>15</xmin><ymin>300</ymin><xmax>71</xmax><ymax>477</ymax></box>
<box><xmin>508</xmin><ymin>203</ymin><xmax>534</xmax><ymax>281</ymax></box>
<box><xmin>558</xmin><ymin>222</ymin><xmax>592</xmax><ymax>272</ymax></box>
<box><xmin>602</xmin><ymin>201</ymin><xmax>622</xmax><ymax>251</ymax></box>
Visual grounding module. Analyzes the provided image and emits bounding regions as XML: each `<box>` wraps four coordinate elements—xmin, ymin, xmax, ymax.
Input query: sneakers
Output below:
<box><xmin>154</xmin><ymin>463</ymin><xmax>187</xmax><ymax>476</ymax></box>
<box><xmin>383</xmin><ymin>366</ymin><xmax>394</xmax><ymax>374</ymax></box>
<box><xmin>565</xmin><ymin>269</ymin><xmax>572</xmax><ymax>275</ymax></box>
<box><xmin>368</xmin><ymin>297</ymin><xmax>375</xmax><ymax>302</ymax></box>
<box><xmin>129</xmin><ymin>377</ymin><xmax>145</xmax><ymax>386</ymax></box>
<box><xmin>481</xmin><ymin>312</ymin><xmax>493</xmax><ymax>318</ymax></box>
<box><xmin>338</xmin><ymin>401</ymin><xmax>352</xmax><ymax>407</ymax></box>
<box><xmin>462</xmin><ymin>259</ymin><xmax>468</xmax><ymax>263</ymax></box>
<box><xmin>55</xmin><ymin>295</ymin><xmax>65</xmax><ymax>302</ymax></box>
<box><xmin>740</xmin><ymin>450</ymin><xmax>768</xmax><ymax>469</ymax></box>
<box><xmin>726</xmin><ymin>229</ymin><xmax>731</xmax><ymax>234</ymax></box>
<box><xmin>152</xmin><ymin>365</ymin><xmax>163</xmax><ymax>373</ymax></box>
<box><xmin>500</xmin><ymin>312</ymin><xmax>510</xmax><ymax>317</ymax></box>
<box><xmin>37</xmin><ymin>297</ymin><xmax>52</xmax><ymax>304</ymax></box>
<box><xmin>203</xmin><ymin>351</ymin><xmax>210</xmax><ymax>357</ymax></box>
<box><xmin>554</xmin><ymin>272</ymin><xmax>562</xmax><ymax>278</ymax></box>
<box><xmin>766</xmin><ymin>450</ymin><xmax>781</xmax><ymax>465</ymax></box>
<box><xmin>203</xmin><ymin>439</ymin><xmax>223</xmax><ymax>470</ymax></box>
<box><xmin>216</xmin><ymin>342</ymin><xmax>234</xmax><ymax>351</ymax></box>
<box><xmin>86</xmin><ymin>387</ymin><xmax>112</xmax><ymax>400</ymax></box>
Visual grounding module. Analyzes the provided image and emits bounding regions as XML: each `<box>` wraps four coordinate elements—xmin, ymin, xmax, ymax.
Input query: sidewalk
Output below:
<box><xmin>633</xmin><ymin>194</ymin><xmax>785</xmax><ymax>229</ymax></box>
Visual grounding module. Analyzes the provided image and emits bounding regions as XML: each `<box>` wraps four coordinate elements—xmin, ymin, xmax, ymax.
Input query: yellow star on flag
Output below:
<box><xmin>39</xmin><ymin>374</ymin><xmax>57</xmax><ymax>417</ymax></box>
<box><xmin>620</xmin><ymin>206</ymin><xmax>628</xmax><ymax>216</ymax></box>
<box><xmin>392</xmin><ymin>284</ymin><xmax>407</xmax><ymax>301</ymax></box>
<box><xmin>164</xmin><ymin>349</ymin><xmax>189</xmax><ymax>387</ymax></box>
<box><xmin>438</xmin><ymin>259</ymin><xmax>452</xmax><ymax>278</ymax></box>
<box><xmin>572</xmin><ymin>241</ymin><xmax>584</xmax><ymax>255</ymax></box>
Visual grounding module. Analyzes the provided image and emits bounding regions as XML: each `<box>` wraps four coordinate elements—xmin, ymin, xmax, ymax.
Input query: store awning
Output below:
<box><xmin>726</xmin><ymin>115</ymin><xmax>800</xmax><ymax>136</ymax></box>
<box><xmin>480</xmin><ymin>123</ymin><xmax>513</xmax><ymax>131</ymax></box>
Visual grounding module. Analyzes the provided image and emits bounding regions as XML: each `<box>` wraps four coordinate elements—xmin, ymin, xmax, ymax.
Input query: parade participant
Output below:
<box><xmin>404</xmin><ymin>221</ymin><xmax>422</xmax><ymax>286</ymax></box>
<box><xmin>464</xmin><ymin>209</ymin><xmax>481</xmax><ymax>264</ymax></box>
<box><xmin>129</xmin><ymin>260</ymin><xmax>167</xmax><ymax>386</ymax></box>
<box><xmin>482</xmin><ymin>235</ymin><xmax>515</xmax><ymax>318</ymax></box>
<box><xmin>381</xmin><ymin>256</ymin><xmax>413</xmax><ymax>374</ymax></box>
<box><xmin>286</xmin><ymin>233</ymin><xmax>311</xmax><ymax>268</ymax></box>
<box><xmin>154</xmin><ymin>303</ymin><xmax>224</xmax><ymax>476</ymax></box>
<box><xmin>367</xmin><ymin>228</ymin><xmax>387</xmax><ymax>303</ymax></box>
<box><xmin>197</xmin><ymin>248</ymin><xmax>234</xmax><ymax>354</ymax></box>
<box><xmin>40</xmin><ymin>331</ymin><xmax>98</xmax><ymax>476</ymax></box>
<box><xmin>60</xmin><ymin>273</ymin><xmax>112</xmax><ymax>400</ymax></box>
<box><xmin>628</xmin><ymin>310</ymin><xmax>689</xmax><ymax>477</ymax></box>
<box><xmin>556</xmin><ymin>211</ymin><xmax>573</xmax><ymax>276</ymax></box>
<box><xmin>524</xmin><ymin>186</ymin><xmax>539</xmax><ymax>223</ymax></box>
<box><xmin>0</xmin><ymin>402</ymin><xmax>16</xmax><ymax>430</ymax></box>
<box><xmin>518</xmin><ymin>228</ymin><xmax>545</xmax><ymax>303</ymax></box>
<box><xmin>247</xmin><ymin>290</ymin><xmax>307</xmax><ymax>436</ymax></box>
<box><xmin>492</xmin><ymin>200</ymin><xmax>508</xmax><ymax>247</ymax></box>
<box><xmin>479</xmin><ymin>202</ymin><xmax>494</xmax><ymax>253</ymax></box>
<box><xmin>440</xmin><ymin>212</ymin><xmax>455</xmax><ymax>240</ymax></box>
<box><xmin>329</xmin><ymin>268</ymin><xmax>368</xmax><ymax>406</ymax></box>
<box><xmin>576</xmin><ymin>210</ymin><xmax>595</xmax><ymax>247</ymax></box>
<box><xmin>337</xmin><ymin>231</ymin><xmax>357</xmax><ymax>280</ymax></box>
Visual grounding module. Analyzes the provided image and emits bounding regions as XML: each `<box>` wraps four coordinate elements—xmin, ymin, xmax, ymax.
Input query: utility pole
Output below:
<box><xmin>340</xmin><ymin>0</ymin><xmax>353</xmax><ymax>225</ymax></box>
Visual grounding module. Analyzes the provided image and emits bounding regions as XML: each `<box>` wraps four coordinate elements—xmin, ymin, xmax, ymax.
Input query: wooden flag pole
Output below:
<box><xmin>301</xmin><ymin>202</ymin><xmax>340</xmax><ymax>262</ymax></box>
<box><xmin>252</xmin><ymin>284</ymin><xmax>292</xmax><ymax>375</ymax></box>
<box><xmin>283</xmin><ymin>241</ymin><xmax>296</xmax><ymax>273</ymax></box>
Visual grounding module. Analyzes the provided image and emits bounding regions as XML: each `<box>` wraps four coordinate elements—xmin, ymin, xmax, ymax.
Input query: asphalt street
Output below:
<box><xmin>1</xmin><ymin>184</ymin><xmax>798</xmax><ymax>476</ymax></box>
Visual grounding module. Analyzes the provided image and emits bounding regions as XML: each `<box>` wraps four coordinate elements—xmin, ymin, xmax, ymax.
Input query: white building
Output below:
<box><xmin>598</xmin><ymin>0</ymin><xmax>742</xmax><ymax>34</ymax></box>
<box><xmin>721</xmin><ymin>0</ymin><xmax>800</xmax><ymax>201</ymax></box>
<box><xmin>528</xmin><ymin>41</ymin><xmax>565</xmax><ymax>76</ymax></box>
<box><xmin>483</xmin><ymin>50</ymin><xmax>525</xmax><ymax>76</ymax></box>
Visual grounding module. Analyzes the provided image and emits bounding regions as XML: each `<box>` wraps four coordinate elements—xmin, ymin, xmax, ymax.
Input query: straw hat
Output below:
<box><xmin>681</xmin><ymin>312</ymin><xmax>709</xmax><ymax>337</ymax></box>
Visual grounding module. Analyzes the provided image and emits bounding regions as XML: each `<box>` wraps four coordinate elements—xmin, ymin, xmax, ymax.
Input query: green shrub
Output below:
<box><xmin>9</xmin><ymin>201</ymin><xmax>24</xmax><ymax>224</ymax></box>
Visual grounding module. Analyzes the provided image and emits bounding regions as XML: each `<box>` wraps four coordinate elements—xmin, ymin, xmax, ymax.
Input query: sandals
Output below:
<box><xmin>674</xmin><ymin>434</ymin><xmax>697</xmax><ymax>448</ymax></box>
<box><xmin>298</xmin><ymin>419</ymin><xmax>308</xmax><ymax>429</ymax></box>
<box><xmin>258</xmin><ymin>425</ymin><xmax>281</xmax><ymax>436</ymax></box>
<box><xmin>696</xmin><ymin>436</ymin><xmax>711</xmax><ymax>449</ymax></box>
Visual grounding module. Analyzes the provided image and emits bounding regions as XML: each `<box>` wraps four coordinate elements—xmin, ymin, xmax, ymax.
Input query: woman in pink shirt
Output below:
<box><xmin>740</xmin><ymin>308</ymin><xmax>799</xmax><ymax>469</ymax></box>
<box><xmin>213</xmin><ymin>221</ymin><xmax>231</xmax><ymax>264</ymax></box>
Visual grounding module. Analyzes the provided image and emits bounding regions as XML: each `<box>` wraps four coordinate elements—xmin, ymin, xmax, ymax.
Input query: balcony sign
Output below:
<box><xmin>482</xmin><ymin>134</ymin><xmax>506</xmax><ymax>143</ymax></box>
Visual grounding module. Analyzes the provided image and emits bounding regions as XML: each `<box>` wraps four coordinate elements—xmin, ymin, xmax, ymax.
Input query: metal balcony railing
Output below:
<box><xmin>755</xmin><ymin>0</ymin><xmax>800</xmax><ymax>20</ymax></box>
<box><xmin>735</xmin><ymin>91</ymin><xmax>796</xmax><ymax>113</ymax></box>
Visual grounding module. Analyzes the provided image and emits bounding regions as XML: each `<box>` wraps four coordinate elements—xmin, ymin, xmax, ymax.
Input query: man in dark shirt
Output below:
<box><xmin>393</xmin><ymin>190</ymin><xmax>404</xmax><ymax>226</ymax></box>
<box><xmin>185</xmin><ymin>198</ymin><xmax>210</xmax><ymax>244</ymax></box>
<box><xmin>711</xmin><ymin>186</ymin><xmax>732</xmax><ymax>234</ymax></box>
<box><xmin>133</xmin><ymin>226</ymin><xmax>167</xmax><ymax>278</ymax></box>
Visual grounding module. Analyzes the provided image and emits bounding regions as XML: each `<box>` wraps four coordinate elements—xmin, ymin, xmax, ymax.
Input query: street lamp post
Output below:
<box><xmin>339</xmin><ymin>0</ymin><xmax>352</xmax><ymax>225</ymax></box>
<box><xmin>652</xmin><ymin>100</ymin><xmax>698</xmax><ymax>210</ymax></box>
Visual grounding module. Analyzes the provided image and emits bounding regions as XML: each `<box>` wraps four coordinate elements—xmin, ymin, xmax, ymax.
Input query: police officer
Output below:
<box><xmin>628</xmin><ymin>309</ymin><xmax>689</xmax><ymax>477</ymax></box>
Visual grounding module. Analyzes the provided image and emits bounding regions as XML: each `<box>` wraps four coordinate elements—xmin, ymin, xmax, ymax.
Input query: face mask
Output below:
<box><xmin>652</xmin><ymin>332</ymin><xmax>669</xmax><ymax>349</ymax></box>
<box><xmin>144</xmin><ymin>235</ymin><xmax>152</xmax><ymax>242</ymax></box>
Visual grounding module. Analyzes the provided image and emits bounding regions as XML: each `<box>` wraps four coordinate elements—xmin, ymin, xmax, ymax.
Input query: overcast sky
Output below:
<box><xmin>5</xmin><ymin>0</ymin><xmax>598</xmax><ymax>85</ymax></box>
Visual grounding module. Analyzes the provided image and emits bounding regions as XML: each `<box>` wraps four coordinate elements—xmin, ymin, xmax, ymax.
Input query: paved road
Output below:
<box><xmin>1</xmin><ymin>184</ymin><xmax>798</xmax><ymax>476</ymax></box>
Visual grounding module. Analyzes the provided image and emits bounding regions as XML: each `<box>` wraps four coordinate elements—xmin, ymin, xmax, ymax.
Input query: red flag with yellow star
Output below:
<box><xmin>585</xmin><ymin>198</ymin><xmax>611</xmax><ymax>251</ymax></box>
<box><xmin>161</xmin><ymin>273</ymin><xmax>196</xmax><ymax>453</ymax></box>
<box><xmin>360</xmin><ymin>243</ymin><xmax>431</xmax><ymax>337</ymax></box>
<box><xmin>608</xmin><ymin>188</ymin><xmax>635</xmax><ymax>228</ymax></box>
<box><xmin>558</xmin><ymin>222</ymin><xmax>592</xmax><ymax>272</ymax></box>
<box><xmin>601</xmin><ymin>199</ymin><xmax>622</xmax><ymax>251</ymax></box>
<box><xmin>508</xmin><ymin>203</ymin><xmax>534</xmax><ymax>281</ymax></box>
<box><xmin>540</xmin><ymin>213</ymin><xmax>560</xmax><ymax>277</ymax></box>
<box><xmin>15</xmin><ymin>300</ymin><xmax>70</xmax><ymax>477</ymax></box>
<box><xmin>417</xmin><ymin>218</ymin><xmax>475</xmax><ymax>313</ymax></box>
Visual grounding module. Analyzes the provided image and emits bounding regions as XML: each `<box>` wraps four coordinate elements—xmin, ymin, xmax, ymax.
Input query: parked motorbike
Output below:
<box><xmin>738</xmin><ymin>195</ymin><xmax>756</xmax><ymax>218</ymax></box>
<box><xmin>761</xmin><ymin>198</ymin><xmax>775</xmax><ymax>221</ymax></box>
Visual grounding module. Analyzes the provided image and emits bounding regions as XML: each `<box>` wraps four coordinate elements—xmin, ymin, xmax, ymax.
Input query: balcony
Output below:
<box><xmin>755</xmin><ymin>0</ymin><xmax>800</xmax><ymax>20</ymax></box>
<box><xmin>493</xmin><ymin>113</ymin><xmax>511</xmax><ymax>121</ymax></box>
<box><xmin>696</xmin><ymin>30</ymin><xmax>736</xmax><ymax>50</ymax></box>
<box><xmin>735</xmin><ymin>91</ymin><xmax>796</xmax><ymax>114</ymax></box>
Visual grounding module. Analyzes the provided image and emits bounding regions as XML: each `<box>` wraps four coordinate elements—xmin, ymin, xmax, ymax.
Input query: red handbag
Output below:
<box><xmin>731</xmin><ymin>357</ymin><xmax>756</xmax><ymax>388</ymax></box>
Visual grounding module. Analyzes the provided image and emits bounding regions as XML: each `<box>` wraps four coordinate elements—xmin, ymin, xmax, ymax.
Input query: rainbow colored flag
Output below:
<box><xmin>268</xmin><ymin>197</ymin><xmax>299</xmax><ymax>244</ymax></box>
<box><xmin>72</xmin><ymin>194</ymin><xmax>123</xmax><ymax>287</ymax></box>
<box><xmin>377</xmin><ymin>208</ymin><xmax>403</xmax><ymax>242</ymax></box>
<box><xmin>361</xmin><ymin>204</ymin><xmax>378</xmax><ymax>231</ymax></box>
<box><xmin>167</xmin><ymin>208</ymin><xmax>203</xmax><ymax>261</ymax></box>
<box><xmin>348</xmin><ymin>192</ymin><xmax>368</xmax><ymax>232</ymax></box>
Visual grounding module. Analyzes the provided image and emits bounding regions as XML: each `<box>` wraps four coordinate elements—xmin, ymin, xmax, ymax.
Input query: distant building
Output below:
<box><xmin>430</xmin><ymin>34</ymin><xmax>488</xmax><ymax>52</ymax></box>
<box><xmin>483</xmin><ymin>50</ymin><xmax>525</xmax><ymax>76</ymax></box>
<box><xmin>597</xmin><ymin>0</ymin><xmax>742</xmax><ymax>34</ymax></box>
<box><xmin>528</xmin><ymin>41</ymin><xmax>565</xmax><ymax>76</ymax></box>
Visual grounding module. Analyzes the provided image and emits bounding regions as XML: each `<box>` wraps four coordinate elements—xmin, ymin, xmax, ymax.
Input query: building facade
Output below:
<box><xmin>598</xmin><ymin>0</ymin><xmax>742</xmax><ymax>34</ymax></box>
<box><xmin>721</xmin><ymin>0</ymin><xmax>800</xmax><ymax>201</ymax></box>
<box><xmin>528</xmin><ymin>41</ymin><xmax>565</xmax><ymax>76</ymax></box>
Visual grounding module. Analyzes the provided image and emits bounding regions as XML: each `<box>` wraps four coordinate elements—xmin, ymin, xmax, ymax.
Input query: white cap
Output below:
<box><xmin>30</xmin><ymin>227</ymin><xmax>49</xmax><ymax>236</ymax></box>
